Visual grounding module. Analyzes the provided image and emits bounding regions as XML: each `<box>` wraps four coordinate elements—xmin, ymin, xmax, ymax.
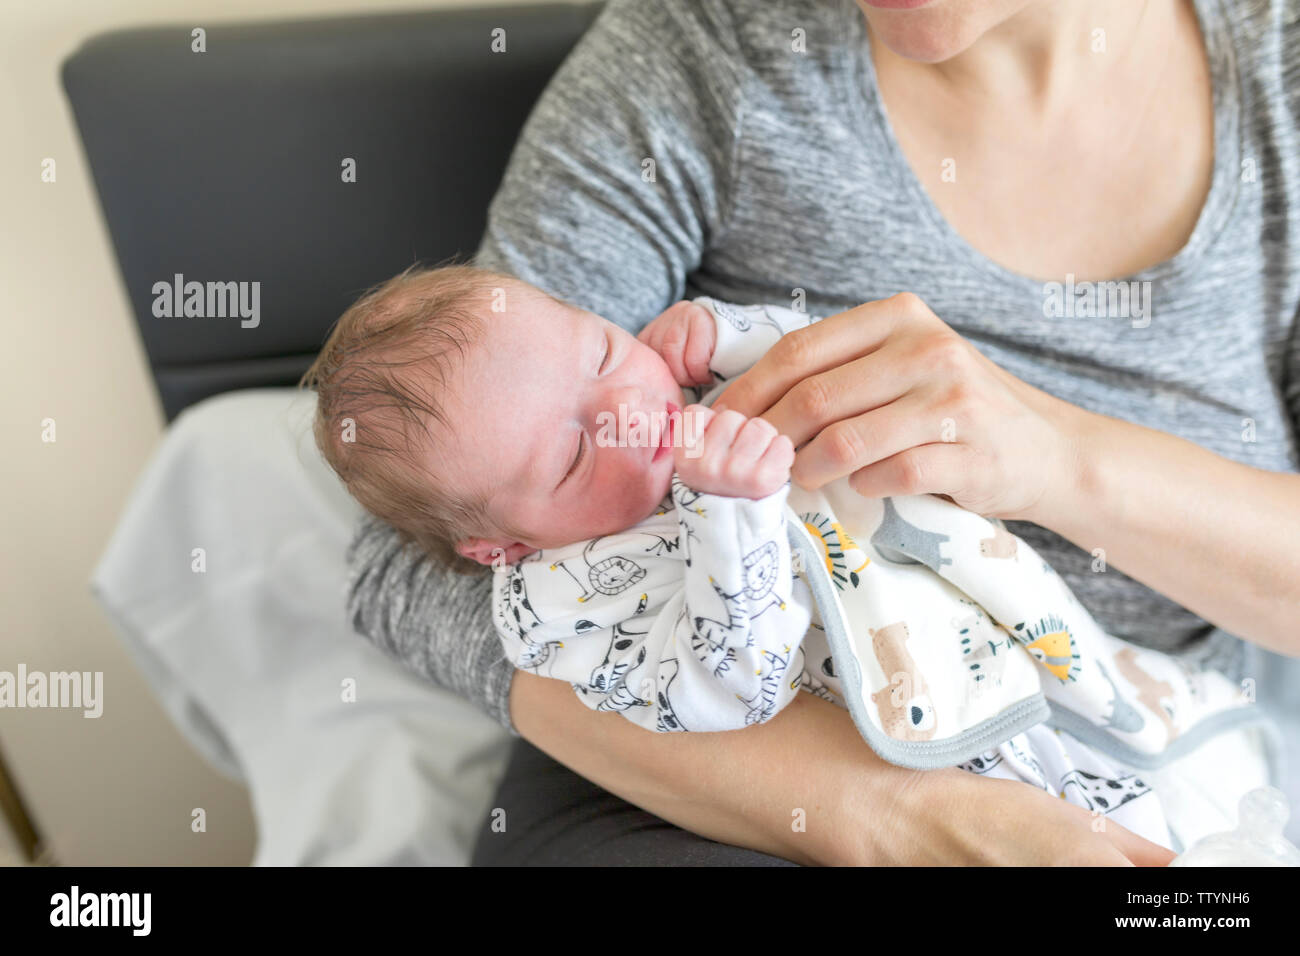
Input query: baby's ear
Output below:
<box><xmin>455</xmin><ymin>537</ymin><xmax>535</xmax><ymax>566</ymax></box>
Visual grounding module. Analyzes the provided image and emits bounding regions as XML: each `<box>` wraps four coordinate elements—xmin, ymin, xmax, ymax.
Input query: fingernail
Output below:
<box><xmin>713</xmin><ymin>402</ymin><xmax>728</xmax><ymax>414</ymax></box>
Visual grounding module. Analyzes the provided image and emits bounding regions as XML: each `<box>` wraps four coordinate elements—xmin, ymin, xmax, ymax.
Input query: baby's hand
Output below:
<box><xmin>637</xmin><ymin>301</ymin><xmax>717</xmax><ymax>388</ymax></box>
<box><xmin>674</xmin><ymin>405</ymin><xmax>794</xmax><ymax>500</ymax></box>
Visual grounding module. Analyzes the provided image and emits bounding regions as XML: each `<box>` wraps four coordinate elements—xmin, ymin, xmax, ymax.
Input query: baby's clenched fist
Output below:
<box><xmin>637</xmin><ymin>301</ymin><xmax>717</xmax><ymax>388</ymax></box>
<box><xmin>674</xmin><ymin>404</ymin><xmax>794</xmax><ymax>500</ymax></box>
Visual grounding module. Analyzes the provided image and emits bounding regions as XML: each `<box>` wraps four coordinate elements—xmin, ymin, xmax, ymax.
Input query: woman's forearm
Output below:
<box><xmin>1029</xmin><ymin>397</ymin><xmax>1300</xmax><ymax>656</ymax></box>
<box><xmin>509</xmin><ymin>632</ymin><xmax>1175</xmax><ymax>866</ymax></box>
<box><xmin>508</xmin><ymin>669</ymin><xmax>934</xmax><ymax>866</ymax></box>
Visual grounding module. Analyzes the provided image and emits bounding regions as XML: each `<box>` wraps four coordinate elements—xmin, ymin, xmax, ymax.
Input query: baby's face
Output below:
<box><xmin>439</xmin><ymin>287</ymin><xmax>688</xmax><ymax>564</ymax></box>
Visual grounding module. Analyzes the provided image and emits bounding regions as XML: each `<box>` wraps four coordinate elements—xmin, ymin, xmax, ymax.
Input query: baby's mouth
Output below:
<box><xmin>653</xmin><ymin>401</ymin><xmax>678</xmax><ymax>461</ymax></box>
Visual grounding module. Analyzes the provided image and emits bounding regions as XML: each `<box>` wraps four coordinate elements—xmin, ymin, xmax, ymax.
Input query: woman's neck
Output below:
<box><xmin>870</xmin><ymin>0</ymin><xmax>1172</xmax><ymax>112</ymax></box>
<box><xmin>860</xmin><ymin>0</ymin><xmax>1215</xmax><ymax>283</ymax></box>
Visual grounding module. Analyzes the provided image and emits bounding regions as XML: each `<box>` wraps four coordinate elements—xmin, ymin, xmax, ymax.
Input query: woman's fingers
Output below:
<box><xmin>712</xmin><ymin>296</ymin><xmax>910</xmax><ymax>419</ymax></box>
<box><xmin>694</xmin><ymin>289</ymin><xmax>1068</xmax><ymax>519</ymax></box>
<box><xmin>843</xmin><ymin>441</ymin><xmax>979</xmax><ymax>501</ymax></box>
<box><xmin>1100</xmin><ymin>818</ymin><xmax>1180</xmax><ymax>867</ymax></box>
<box><xmin>917</xmin><ymin>773</ymin><xmax>1149</xmax><ymax>865</ymax></box>
<box><xmin>1041</xmin><ymin>790</ymin><xmax>1175</xmax><ymax>867</ymax></box>
<box><xmin>755</xmin><ymin>348</ymin><xmax>908</xmax><ymax>448</ymax></box>
<box><xmin>788</xmin><ymin>390</ymin><xmax>944</xmax><ymax>490</ymax></box>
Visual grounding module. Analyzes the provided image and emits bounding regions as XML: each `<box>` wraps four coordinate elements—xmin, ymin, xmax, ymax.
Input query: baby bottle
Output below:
<box><xmin>1169</xmin><ymin>786</ymin><xmax>1300</xmax><ymax>867</ymax></box>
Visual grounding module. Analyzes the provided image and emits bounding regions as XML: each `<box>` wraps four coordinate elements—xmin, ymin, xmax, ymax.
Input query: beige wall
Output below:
<box><xmin>0</xmin><ymin>0</ymin><xmax>548</xmax><ymax>866</ymax></box>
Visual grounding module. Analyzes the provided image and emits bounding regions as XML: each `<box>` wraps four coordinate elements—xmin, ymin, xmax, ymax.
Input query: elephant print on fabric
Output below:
<box><xmin>1115</xmin><ymin>647</ymin><xmax>1180</xmax><ymax>743</ymax></box>
<box><xmin>870</xmin><ymin>498</ymin><xmax>952</xmax><ymax>572</ymax></box>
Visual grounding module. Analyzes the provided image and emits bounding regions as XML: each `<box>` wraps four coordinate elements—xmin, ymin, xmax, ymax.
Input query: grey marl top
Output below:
<box><xmin>345</xmin><ymin>0</ymin><xmax>1300</xmax><ymax>735</ymax></box>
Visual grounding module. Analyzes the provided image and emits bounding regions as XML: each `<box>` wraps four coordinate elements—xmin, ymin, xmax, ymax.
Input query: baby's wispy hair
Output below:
<box><xmin>301</xmin><ymin>258</ymin><xmax>524</xmax><ymax>575</ymax></box>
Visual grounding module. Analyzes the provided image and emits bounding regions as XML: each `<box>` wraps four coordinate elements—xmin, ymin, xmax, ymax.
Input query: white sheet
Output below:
<box><xmin>90</xmin><ymin>388</ymin><xmax>513</xmax><ymax>865</ymax></box>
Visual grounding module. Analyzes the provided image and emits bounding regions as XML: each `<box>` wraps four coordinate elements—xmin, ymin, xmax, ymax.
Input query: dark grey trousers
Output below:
<box><xmin>470</xmin><ymin>738</ymin><xmax>802</xmax><ymax>866</ymax></box>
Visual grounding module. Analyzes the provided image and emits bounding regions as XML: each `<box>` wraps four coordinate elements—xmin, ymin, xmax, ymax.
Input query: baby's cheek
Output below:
<box><xmin>589</xmin><ymin>473</ymin><xmax>652</xmax><ymax>531</ymax></box>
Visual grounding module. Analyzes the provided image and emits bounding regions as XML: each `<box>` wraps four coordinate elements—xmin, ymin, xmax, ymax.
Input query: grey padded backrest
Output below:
<box><xmin>62</xmin><ymin>3</ymin><xmax>604</xmax><ymax>420</ymax></box>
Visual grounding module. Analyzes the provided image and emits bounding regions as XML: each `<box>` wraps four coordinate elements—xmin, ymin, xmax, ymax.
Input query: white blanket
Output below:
<box><xmin>91</xmin><ymin>389</ymin><xmax>512</xmax><ymax>865</ymax></box>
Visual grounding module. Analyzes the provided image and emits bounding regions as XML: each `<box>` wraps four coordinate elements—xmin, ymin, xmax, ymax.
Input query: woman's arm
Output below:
<box><xmin>1036</xmin><ymin>399</ymin><xmax>1300</xmax><ymax>658</ymax></box>
<box><xmin>510</xmin><ymin>668</ymin><xmax>1174</xmax><ymax>866</ymax></box>
<box><xmin>346</xmin><ymin>509</ymin><xmax>1173</xmax><ymax>864</ymax></box>
<box><xmin>710</xmin><ymin>292</ymin><xmax>1300</xmax><ymax>657</ymax></box>
<box><xmin>471</xmin><ymin>0</ymin><xmax>744</xmax><ymax>332</ymax></box>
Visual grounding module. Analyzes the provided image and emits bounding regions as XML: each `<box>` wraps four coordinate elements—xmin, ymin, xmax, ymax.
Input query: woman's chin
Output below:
<box><xmin>861</xmin><ymin>0</ymin><xmax>1022</xmax><ymax>64</ymax></box>
<box><xmin>870</xmin><ymin>21</ymin><xmax>982</xmax><ymax>63</ymax></box>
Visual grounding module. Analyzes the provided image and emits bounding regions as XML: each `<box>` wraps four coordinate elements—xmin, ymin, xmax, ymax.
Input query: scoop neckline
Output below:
<box><xmin>836</xmin><ymin>0</ymin><xmax>1243</xmax><ymax>292</ymax></box>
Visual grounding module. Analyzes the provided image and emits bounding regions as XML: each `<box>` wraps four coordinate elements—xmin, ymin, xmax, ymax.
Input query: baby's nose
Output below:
<box><xmin>602</xmin><ymin>383</ymin><xmax>643</xmax><ymax>415</ymax></box>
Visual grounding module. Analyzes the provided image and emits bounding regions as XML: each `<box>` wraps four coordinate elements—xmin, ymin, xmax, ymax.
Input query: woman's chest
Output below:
<box><xmin>897</xmin><ymin>123</ymin><xmax>1215</xmax><ymax>284</ymax></box>
<box><xmin>872</xmin><ymin>7</ymin><xmax>1217</xmax><ymax>283</ymax></box>
<box><xmin>699</xmin><ymin>144</ymin><xmax>1299</xmax><ymax>477</ymax></box>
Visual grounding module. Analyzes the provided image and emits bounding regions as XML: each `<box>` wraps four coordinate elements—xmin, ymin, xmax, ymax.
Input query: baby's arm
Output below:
<box><xmin>660</xmin><ymin>469</ymin><xmax>812</xmax><ymax>730</ymax></box>
<box><xmin>698</xmin><ymin>299</ymin><xmax>824</xmax><ymax>383</ymax></box>
<box><xmin>491</xmin><ymin>513</ymin><xmax>811</xmax><ymax>734</ymax></box>
<box><xmin>638</xmin><ymin>297</ymin><xmax>823</xmax><ymax>390</ymax></box>
<box><xmin>491</xmin><ymin>408</ymin><xmax>812</xmax><ymax>733</ymax></box>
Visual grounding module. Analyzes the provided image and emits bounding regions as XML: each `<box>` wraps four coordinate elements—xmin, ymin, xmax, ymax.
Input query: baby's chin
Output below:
<box><xmin>600</xmin><ymin>476</ymin><xmax>675</xmax><ymax>533</ymax></box>
<box><xmin>647</xmin><ymin>468</ymin><xmax>676</xmax><ymax>516</ymax></box>
<box><xmin>582</xmin><ymin>472</ymin><xmax>677</xmax><ymax>543</ymax></box>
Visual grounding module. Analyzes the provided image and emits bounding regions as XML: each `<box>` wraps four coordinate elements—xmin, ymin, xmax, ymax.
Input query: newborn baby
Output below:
<box><xmin>305</xmin><ymin>262</ymin><xmax>763</xmax><ymax>573</ymax></box>
<box><xmin>306</xmin><ymin>263</ymin><xmax>1277</xmax><ymax>855</ymax></box>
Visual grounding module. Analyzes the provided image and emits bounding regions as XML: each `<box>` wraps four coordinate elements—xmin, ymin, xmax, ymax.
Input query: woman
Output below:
<box><xmin>348</xmin><ymin>0</ymin><xmax>1300</xmax><ymax>864</ymax></box>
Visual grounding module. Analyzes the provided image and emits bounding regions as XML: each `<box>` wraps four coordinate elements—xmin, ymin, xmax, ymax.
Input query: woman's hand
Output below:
<box><xmin>705</xmin><ymin>291</ymin><xmax>1300</xmax><ymax>653</ymax></box>
<box><xmin>886</xmin><ymin>767</ymin><xmax>1177</xmax><ymax>866</ymax></box>
<box><xmin>711</xmin><ymin>292</ymin><xmax>1087</xmax><ymax>522</ymax></box>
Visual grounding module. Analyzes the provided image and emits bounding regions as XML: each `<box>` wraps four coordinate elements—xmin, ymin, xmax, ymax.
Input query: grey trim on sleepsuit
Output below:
<box><xmin>784</xmin><ymin>519</ymin><xmax>1055</xmax><ymax>769</ymax></box>
<box><xmin>1044</xmin><ymin>701</ymin><xmax>1286</xmax><ymax>786</ymax></box>
<box><xmin>345</xmin><ymin>0</ymin><xmax>1300</xmax><ymax>741</ymax></box>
